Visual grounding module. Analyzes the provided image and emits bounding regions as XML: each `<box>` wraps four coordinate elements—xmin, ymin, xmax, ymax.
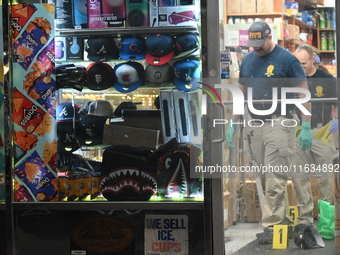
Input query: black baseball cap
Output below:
<box><xmin>85</xmin><ymin>62</ymin><xmax>115</xmax><ymax>90</ymax></box>
<box><xmin>247</xmin><ymin>21</ymin><xmax>271</xmax><ymax>47</ymax></box>
<box><xmin>86</xmin><ymin>37</ymin><xmax>118</xmax><ymax>62</ymax></box>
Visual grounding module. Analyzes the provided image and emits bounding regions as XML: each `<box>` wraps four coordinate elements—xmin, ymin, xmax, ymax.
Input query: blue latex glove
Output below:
<box><xmin>299</xmin><ymin>122</ymin><xmax>313</xmax><ymax>151</ymax></box>
<box><xmin>226</xmin><ymin>121</ymin><xmax>235</xmax><ymax>148</ymax></box>
<box><xmin>330</xmin><ymin>119</ymin><xmax>338</xmax><ymax>133</ymax></box>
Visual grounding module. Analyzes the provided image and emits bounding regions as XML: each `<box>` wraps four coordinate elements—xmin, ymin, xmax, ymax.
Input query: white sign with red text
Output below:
<box><xmin>145</xmin><ymin>215</ymin><xmax>188</xmax><ymax>255</ymax></box>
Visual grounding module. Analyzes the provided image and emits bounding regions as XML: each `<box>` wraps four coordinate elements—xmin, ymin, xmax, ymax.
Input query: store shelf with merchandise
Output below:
<box><xmin>56</xmin><ymin>26</ymin><xmax>199</xmax><ymax>37</ymax></box>
<box><xmin>225</xmin><ymin>6</ymin><xmax>335</xmax><ymax>55</ymax></box>
<box><xmin>50</xmin><ymin>22</ymin><xmax>205</xmax><ymax>207</ymax></box>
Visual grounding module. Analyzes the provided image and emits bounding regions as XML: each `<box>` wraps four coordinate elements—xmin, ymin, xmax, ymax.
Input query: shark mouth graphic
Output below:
<box><xmin>100</xmin><ymin>167</ymin><xmax>157</xmax><ymax>201</ymax></box>
<box><xmin>165</xmin><ymin>158</ymin><xmax>189</xmax><ymax>197</ymax></box>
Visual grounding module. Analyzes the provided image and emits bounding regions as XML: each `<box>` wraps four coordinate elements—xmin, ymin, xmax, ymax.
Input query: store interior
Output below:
<box><xmin>222</xmin><ymin>0</ymin><xmax>338</xmax><ymax>254</ymax></box>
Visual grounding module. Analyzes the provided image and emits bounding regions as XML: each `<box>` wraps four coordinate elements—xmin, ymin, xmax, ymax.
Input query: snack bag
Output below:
<box><xmin>13</xmin><ymin>17</ymin><xmax>52</xmax><ymax>70</ymax></box>
<box><xmin>23</xmin><ymin>71</ymin><xmax>56</xmax><ymax>117</ymax></box>
<box><xmin>13</xmin><ymin>88</ymin><xmax>46</xmax><ymax>134</ymax></box>
<box><xmin>14</xmin><ymin>150</ymin><xmax>58</xmax><ymax>201</ymax></box>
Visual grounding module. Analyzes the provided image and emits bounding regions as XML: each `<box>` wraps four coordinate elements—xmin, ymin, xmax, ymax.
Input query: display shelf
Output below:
<box><xmin>56</xmin><ymin>26</ymin><xmax>199</xmax><ymax>37</ymax></box>
<box><xmin>13</xmin><ymin>201</ymin><xmax>204</xmax><ymax>211</ymax></box>
<box><xmin>0</xmin><ymin>203</ymin><xmax>5</xmax><ymax>210</ymax></box>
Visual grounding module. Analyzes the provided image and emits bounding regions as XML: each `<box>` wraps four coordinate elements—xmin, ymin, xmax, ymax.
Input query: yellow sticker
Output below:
<box><xmin>289</xmin><ymin>206</ymin><xmax>299</xmax><ymax>226</ymax></box>
<box><xmin>273</xmin><ymin>225</ymin><xmax>288</xmax><ymax>249</ymax></box>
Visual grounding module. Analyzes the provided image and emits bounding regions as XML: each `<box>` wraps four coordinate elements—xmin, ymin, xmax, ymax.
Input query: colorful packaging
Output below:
<box><xmin>14</xmin><ymin>150</ymin><xmax>58</xmax><ymax>201</ymax></box>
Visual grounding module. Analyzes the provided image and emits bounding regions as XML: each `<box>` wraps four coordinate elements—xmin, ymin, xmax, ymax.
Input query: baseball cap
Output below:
<box><xmin>56</xmin><ymin>102</ymin><xmax>80</xmax><ymax>122</ymax></box>
<box><xmin>173</xmin><ymin>33</ymin><xmax>199</xmax><ymax>59</ymax></box>
<box><xmin>85</xmin><ymin>62</ymin><xmax>115</xmax><ymax>90</ymax></box>
<box><xmin>57</xmin><ymin>121</ymin><xmax>80</xmax><ymax>153</ymax></box>
<box><xmin>113</xmin><ymin>61</ymin><xmax>144</xmax><ymax>93</ymax></box>
<box><xmin>114</xmin><ymin>101</ymin><xmax>137</xmax><ymax>117</ymax></box>
<box><xmin>247</xmin><ymin>21</ymin><xmax>271</xmax><ymax>47</ymax></box>
<box><xmin>85</xmin><ymin>37</ymin><xmax>118</xmax><ymax>62</ymax></box>
<box><xmin>144</xmin><ymin>63</ymin><xmax>173</xmax><ymax>86</ymax></box>
<box><xmin>78</xmin><ymin>114</ymin><xmax>107</xmax><ymax>146</ymax></box>
<box><xmin>145</xmin><ymin>34</ymin><xmax>174</xmax><ymax>65</ymax></box>
<box><xmin>87</xmin><ymin>100</ymin><xmax>115</xmax><ymax>118</ymax></box>
<box><xmin>173</xmin><ymin>59</ymin><xmax>200</xmax><ymax>91</ymax></box>
<box><xmin>119</xmin><ymin>35</ymin><xmax>147</xmax><ymax>60</ymax></box>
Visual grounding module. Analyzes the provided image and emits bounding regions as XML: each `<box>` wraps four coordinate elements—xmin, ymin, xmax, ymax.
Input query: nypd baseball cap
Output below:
<box><xmin>145</xmin><ymin>34</ymin><xmax>174</xmax><ymax>65</ymax></box>
<box><xmin>145</xmin><ymin>63</ymin><xmax>173</xmax><ymax>86</ymax></box>
<box><xmin>113</xmin><ymin>61</ymin><xmax>144</xmax><ymax>93</ymax></box>
<box><xmin>173</xmin><ymin>59</ymin><xmax>200</xmax><ymax>91</ymax></box>
<box><xmin>173</xmin><ymin>33</ymin><xmax>199</xmax><ymax>59</ymax></box>
<box><xmin>85</xmin><ymin>37</ymin><xmax>119</xmax><ymax>62</ymax></box>
<box><xmin>247</xmin><ymin>21</ymin><xmax>271</xmax><ymax>47</ymax></box>
<box><xmin>85</xmin><ymin>62</ymin><xmax>115</xmax><ymax>90</ymax></box>
<box><xmin>119</xmin><ymin>35</ymin><xmax>147</xmax><ymax>60</ymax></box>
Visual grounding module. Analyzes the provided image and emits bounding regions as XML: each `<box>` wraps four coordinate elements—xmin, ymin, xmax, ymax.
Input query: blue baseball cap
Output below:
<box><xmin>145</xmin><ymin>34</ymin><xmax>174</xmax><ymax>65</ymax></box>
<box><xmin>113</xmin><ymin>62</ymin><xmax>144</xmax><ymax>93</ymax></box>
<box><xmin>173</xmin><ymin>59</ymin><xmax>200</xmax><ymax>91</ymax></box>
<box><xmin>119</xmin><ymin>35</ymin><xmax>147</xmax><ymax>60</ymax></box>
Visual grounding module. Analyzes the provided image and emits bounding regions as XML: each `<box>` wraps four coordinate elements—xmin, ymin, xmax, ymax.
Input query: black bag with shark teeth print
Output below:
<box><xmin>100</xmin><ymin>144</ymin><xmax>157</xmax><ymax>201</ymax></box>
<box><xmin>157</xmin><ymin>143</ymin><xmax>203</xmax><ymax>198</ymax></box>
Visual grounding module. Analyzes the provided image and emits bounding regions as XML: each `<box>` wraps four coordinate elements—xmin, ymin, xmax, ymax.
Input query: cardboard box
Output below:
<box><xmin>285</xmin><ymin>2</ymin><xmax>299</xmax><ymax>16</ymax></box>
<box><xmin>287</xmin><ymin>24</ymin><xmax>300</xmax><ymax>40</ymax></box>
<box><xmin>125</xmin><ymin>0</ymin><xmax>149</xmax><ymax>27</ymax></box>
<box><xmin>149</xmin><ymin>0</ymin><xmax>159</xmax><ymax>27</ymax></box>
<box><xmin>224</xmin><ymin>191</ymin><xmax>233</xmax><ymax>229</ymax></box>
<box><xmin>109</xmin><ymin>110</ymin><xmax>163</xmax><ymax>143</ymax></box>
<box><xmin>227</xmin><ymin>0</ymin><xmax>241</xmax><ymax>14</ymax></box>
<box><xmin>103</xmin><ymin>125</ymin><xmax>160</xmax><ymax>148</ymax></box>
<box><xmin>66</xmin><ymin>37</ymin><xmax>84</xmax><ymax>61</ymax></box>
<box><xmin>243</xmin><ymin>179</ymin><xmax>262</xmax><ymax>222</ymax></box>
<box><xmin>88</xmin><ymin>0</ymin><xmax>125</xmax><ymax>28</ymax></box>
<box><xmin>55</xmin><ymin>37</ymin><xmax>66</xmax><ymax>61</ymax></box>
<box><xmin>158</xmin><ymin>5</ymin><xmax>198</xmax><ymax>26</ymax></box>
<box><xmin>257</xmin><ymin>0</ymin><xmax>273</xmax><ymax>13</ymax></box>
<box><xmin>52</xmin><ymin>0</ymin><xmax>74</xmax><ymax>29</ymax></box>
<box><xmin>241</xmin><ymin>0</ymin><xmax>256</xmax><ymax>14</ymax></box>
<box><xmin>287</xmin><ymin>179</ymin><xmax>297</xmax><ymax>206</ymax></box>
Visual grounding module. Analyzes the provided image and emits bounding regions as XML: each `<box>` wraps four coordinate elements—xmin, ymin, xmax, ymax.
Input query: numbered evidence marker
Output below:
<box><xmin>289</xmin><ymin>206</ymin><xmax>299</xmax><ymax>226</ymax></box>
<box><xmin>272</xmin><ymin>225</ymin><xmax>288</xmax><ymax>249</ymax></box>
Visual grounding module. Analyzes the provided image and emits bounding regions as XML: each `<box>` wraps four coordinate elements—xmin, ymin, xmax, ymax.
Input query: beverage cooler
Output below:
<box><xmin>2</xmin><ymin>0</ymin><xmax>225</xmax><ymax>254</ymax></box>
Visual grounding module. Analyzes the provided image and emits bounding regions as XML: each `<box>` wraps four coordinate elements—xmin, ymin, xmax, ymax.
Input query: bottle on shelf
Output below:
<box><xmin>320</xmin><ymin>31</ymin><xmax>327</xmax><ymax>51</ymax></box>
<box><xmin>319</xmin><ymin>9</ymin><xmax>325</xmax><ymax>29</ymax></box>
<box><xmin>327</xmin><ymin>31</ymin><xmax>335</xmax><ymax>51</ymax></box>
